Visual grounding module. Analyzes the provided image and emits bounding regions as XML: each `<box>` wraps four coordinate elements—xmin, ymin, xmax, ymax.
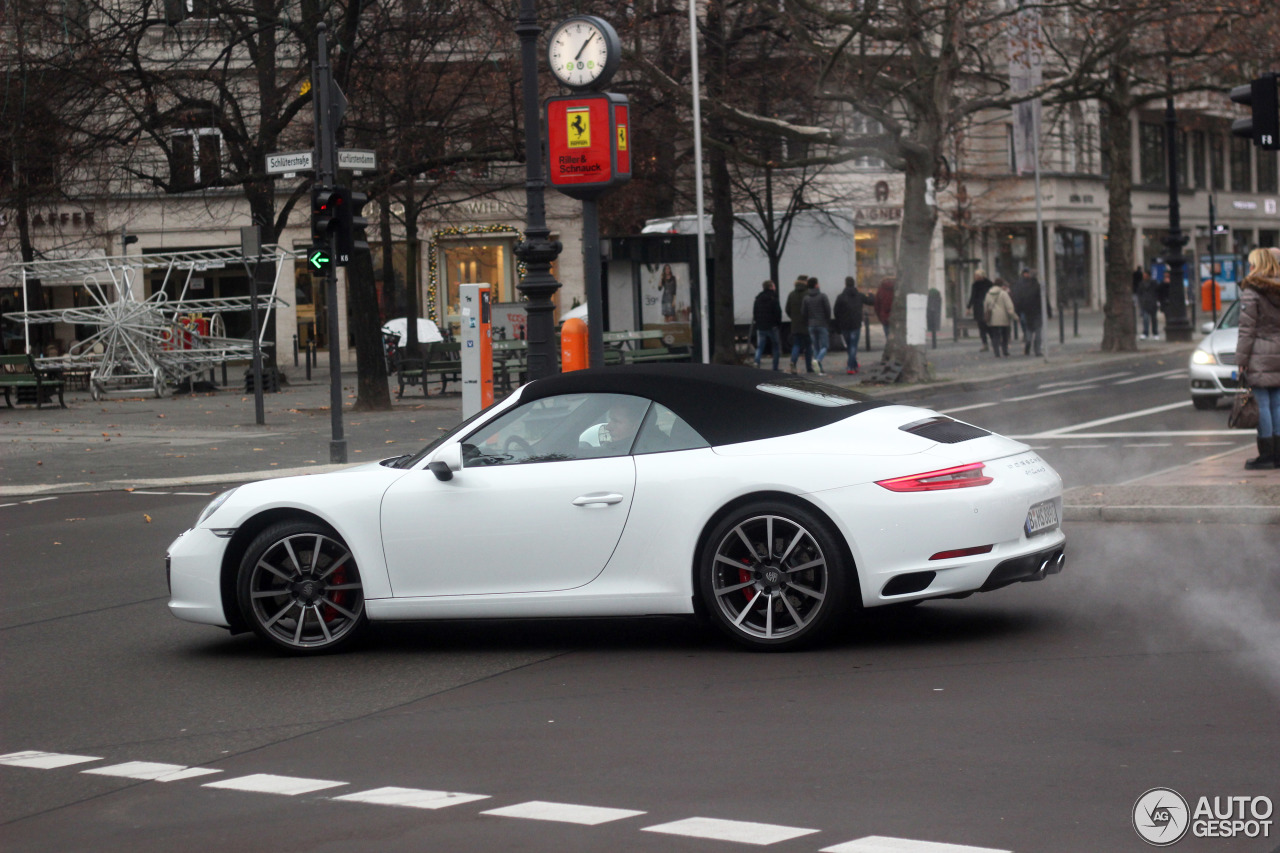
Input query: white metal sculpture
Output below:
<box><xmin>4</xmin><ymin>247</ymin><xmax>293</xmax><ymax>399</ymax></box>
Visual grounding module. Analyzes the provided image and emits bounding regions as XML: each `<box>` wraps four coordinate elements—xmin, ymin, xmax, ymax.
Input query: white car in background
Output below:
<box><xmin>1189</xmin><ymin>300</ymin><xmax>1243</xmax><ymax>410</ymax></box>
<box><xmin>167</xmin><ymin>365</ymin><xmax>1066</xmax><ymax>654</ymax></box>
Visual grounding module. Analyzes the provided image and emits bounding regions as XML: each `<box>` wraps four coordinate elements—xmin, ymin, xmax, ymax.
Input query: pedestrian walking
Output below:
<box><xmin>874</xmin><ymin>277</ymin><xmax>895</xmax><ymax>339</ymax></box>
<box><xmin>752</xmin><ymin>279</ymin><xmax>783</xmax><ymax>370</ymax></box>
<box><xmin>983</xmin><ymin>278</ymin><xmax>1016</xmax><ymax>357</ymax></box>
<box><xmin>1236</xmin><ymin>247</ymin><xmax>1280</xmax><ymax>470</ymax></box>
<box><xmin>802</xmin><ymin>277</ymin><xmax>832</xmax><ymax>374</ymax></box>
<box><xmin>1135</xmin><ymin>267</ymin><xmax>1160</xmax><ymax>339</ymax></box>
<box><xmin>785</xmin><ymin>275</ymin><xmax>813</xmax><ymax>373</ymax></box>
<box><xmin>1012</xmin><ymin>268</ymin><xmax>1044</xmax><ymax>356</ymax></box>
<box><xmin>834</xmin><ymin>276</ymin><xmax>873</xmax><ymax>374</ymax></box>
<box><xmin>968</xmin><ymin>269</ymin><xmax>994</xmax><ymax>351</ymax></box>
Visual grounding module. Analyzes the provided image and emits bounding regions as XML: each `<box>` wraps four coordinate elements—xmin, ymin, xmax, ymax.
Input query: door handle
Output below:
<box><xmin>573</xmin><ymin>492</ymin><xmax>625</xmax><ymax>507</ymax></box>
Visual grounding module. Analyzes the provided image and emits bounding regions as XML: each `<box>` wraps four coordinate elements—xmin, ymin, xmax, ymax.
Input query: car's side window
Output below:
<box><xmin>460</xmin><ymin>393</ymin><xmax>651</xmax><ymax>467</ymax></box>
<box><xmin>632</xmin><ymin>403</ymin><xmax>709</xmax><ymax>454</ymax></box>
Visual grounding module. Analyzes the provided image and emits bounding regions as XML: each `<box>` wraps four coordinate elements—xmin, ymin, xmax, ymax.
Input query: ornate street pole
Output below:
<box><xmin>1162</xmin><ymin>71</ymin><xmax>1192</xmax><ymax>342</ymax></box>
<box><xmin>514</xmin><ymin>0</ymin><xmax>563</xmax><ymax>380</ymax></box>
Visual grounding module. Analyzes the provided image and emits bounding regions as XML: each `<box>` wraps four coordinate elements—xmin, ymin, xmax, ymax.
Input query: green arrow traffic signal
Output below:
<box><xmin>309</xmin><ymin>248</ymin><xmax>332</xmax><ymax>270</ymax></box>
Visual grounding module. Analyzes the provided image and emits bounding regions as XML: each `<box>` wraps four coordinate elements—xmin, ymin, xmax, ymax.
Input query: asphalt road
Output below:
<box><xmin>3</xmin><ymin>352</ymin><xmax>1279</xmax><ymax>853</ymax></box>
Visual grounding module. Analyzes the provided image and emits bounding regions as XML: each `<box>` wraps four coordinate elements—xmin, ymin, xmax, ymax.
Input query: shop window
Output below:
<box><xmin>855</xmin><ymin>227</ymin><xmax>897</xmax><ymax>288</ymax></box>
<box><xmin>1229</xmin><ymin>136</ymin><xmax>1252</xmax><ymax>192</ymax></box>
<box><xmin>1138</xmin><ymin>122</ymin><xmax>1165</xmax><ymax>187</ymax></box>
<box><xmin>439</xmin><ymin>237</ymin><xmax>516</xmax><ymax>327</ymax></box>
<box><xmin>1209</xmin><ymin>133</ymin><xmax>1225</xmax><ymax>190</ymax></box>
<box><xmin>1257</xmin><ymin>150</ymin><xmax>1278</xmax><ymax>195</ymax></box>
<box><xmin>169</xmin><ymin>129</ymin><xmax>222</xmax><ymax>188</ymax></box>
<box><xmin>994</xmin><ymin>229</ymin><xmax>1036</xmax><ymax>285</ymax></box>
<box><xmin>851</xmin><ymin>114</ymin><xmax>886</xmax><ymax>170</ymax></box>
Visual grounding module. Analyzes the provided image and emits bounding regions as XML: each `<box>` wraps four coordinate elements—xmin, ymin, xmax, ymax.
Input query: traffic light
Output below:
<box><xmin>334</xmin><ymin>189</ymin><xmax>369</xmax><ymax>266</ymax></box>
<box><xmin>1230</xmin><ymin>73</ymin><xmax>1279</xmax><ymax>151</ymax></box>
<box><xmin>311</xmin><ymin>185</ymin><xmax>337</xmax><ymax>244</ymax></box>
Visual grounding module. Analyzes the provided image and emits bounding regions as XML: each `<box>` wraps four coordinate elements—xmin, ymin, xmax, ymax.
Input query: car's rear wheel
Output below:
<box><xmin>236</xmin><ymin>520</ymin><xmax>367</xmax><ymax>654</ymax></box>
<box><xmin>1192</xmin><ymin>395</ymin><xmax>1219</xmax><ymax>410</ymax></box>
<box><xmin>699</xmin><ymin>502</ymin><xmax>848</xmax><ymax>650</ymax></box>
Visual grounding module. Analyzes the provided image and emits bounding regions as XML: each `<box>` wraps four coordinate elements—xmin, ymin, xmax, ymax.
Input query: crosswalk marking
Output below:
<box><xmin>333</xmin><ymin>786</ymin><xmax>490</xmax><ymax>809</ymax></box>
<box><xmin>204</xmin><ymin>773</ymin><xmax>347</xmax><ymax>796</ymax></box>
<box><xmin>643</xmin><ymin>816</ymin><xmax>819</xmax><ymax>845</ymax></box>
<box><xmin>1112</xmin><ymin>368</ymin><xmax>1187</xmax><ymax>385</ymax></box>
<box><xmin>0</xmin><ymin>750</ymin><xmax>100</xmax><ymax>769</ymax></box>
<box><xmin>482</xmin><ymin>800</ymin><xmax>646</xmax><ymax>825</ymax></box>
<box><xmin>83</xmin><ymin>761</ymin><xmax>222</xmax><ymax>782</ymax></box>
<box><xmin>821</xmin><ymin>837</ymin><xmax>1010</xmax><ymax>853</ymax></box>
<box><xmin>1025</xmin><ymin>400</ymin><xmax>1191</xmax><ymax>438</ymax></box>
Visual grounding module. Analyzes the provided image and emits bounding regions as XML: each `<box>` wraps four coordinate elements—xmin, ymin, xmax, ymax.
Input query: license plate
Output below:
<box><xmin>1025</xmin><ymin>499</ymin><xmax>1059</xmax><ymax>537</ymax></box>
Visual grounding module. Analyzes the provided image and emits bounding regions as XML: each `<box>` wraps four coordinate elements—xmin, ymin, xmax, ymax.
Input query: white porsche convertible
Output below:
<box><xmin>168</xmin><ymin>365</ymin><xmax>1065</xmax><ymax>653</ymax></box>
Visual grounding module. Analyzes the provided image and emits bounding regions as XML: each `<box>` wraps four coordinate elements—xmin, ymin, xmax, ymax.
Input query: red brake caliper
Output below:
<box><xmin>322</xmin><ymin>567</ymin><xmax>347</xmax><ymax>623</ymax></box>
<box><xmin>739</xmin><ymin>560</ymin><xmax>754</xmax><ymax>603</ymax></box>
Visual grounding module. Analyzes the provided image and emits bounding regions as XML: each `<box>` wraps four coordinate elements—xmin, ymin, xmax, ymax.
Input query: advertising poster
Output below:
<box><xmin>640</xmin><ymin>262</ymin><xmax>692</xmax><ymax>346</ymax></box>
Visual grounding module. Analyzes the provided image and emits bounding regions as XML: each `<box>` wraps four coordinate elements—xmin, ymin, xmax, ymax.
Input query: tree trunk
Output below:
<box><xmin>883</xmin><ymin>149</ymin><xmax>936</xmax><ymax>382</ymax></box>
<box><xmin>709</xmin><ymin>137</ymin><xmax>737</xmax><ymax>364</ymax></box>
<box><xmin>1101</xmin><ymin>75</ymin><xmax>1138</xmax><ymax>353</ymax></box>
<box><xmin>349</xmin><ymin>249</ymin><xmax>392</xmax><ymax>411</ymax></box>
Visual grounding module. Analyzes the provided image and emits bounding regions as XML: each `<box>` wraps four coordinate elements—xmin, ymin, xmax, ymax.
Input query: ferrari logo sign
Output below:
<box><xmin>616</xmin><ymin>124</ymin><xmax>628</xmax><ymax>151</ymax></box>
<box><xmin>566</xmin><ymin>107</ymin><xmax>591</xmax><ymax>148</ymax></box>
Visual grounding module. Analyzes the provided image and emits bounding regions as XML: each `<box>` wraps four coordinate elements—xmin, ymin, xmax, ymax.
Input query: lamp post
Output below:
<box><xmin>1162</xmin><ymin>70</ymin><xmax>1193</xmax><ymax>342</ymax></box>
<box><xmin>513</xmin><ymin>0</ymin><xmax>563</xmax><ymax>380</ymax></box>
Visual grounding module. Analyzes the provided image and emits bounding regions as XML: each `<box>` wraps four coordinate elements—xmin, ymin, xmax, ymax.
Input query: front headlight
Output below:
<box><xmin>196</xmin><ymin>487</ymin><xmax>238</xmax><ymax>526</ymax></box>
<box><xmin>1191</xmin><ymin>349</ymin><xmax>1217</xmax><ymax>365</ymax></box>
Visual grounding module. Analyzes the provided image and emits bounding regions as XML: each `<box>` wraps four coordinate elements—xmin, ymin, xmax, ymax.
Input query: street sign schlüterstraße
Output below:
<box><xmin>266</xmin><ymin>150</ymin><xmax>315</xmax><ymax>174</ymax></box>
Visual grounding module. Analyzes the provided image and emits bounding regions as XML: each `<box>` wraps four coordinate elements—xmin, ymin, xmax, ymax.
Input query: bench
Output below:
<box><xmin>1</xmin><ymin>353</ymin><xmax>66</xmax><ymax>409</ymax></box>
<box><xmin>396</xmin><ymin>341</ymin><xmax>462</xmax><ymax>399</ymax></box>
<box><xmin>622</xmin><ymin>345</ymin><xmax>690</xmax><ymax>365</ymax></box>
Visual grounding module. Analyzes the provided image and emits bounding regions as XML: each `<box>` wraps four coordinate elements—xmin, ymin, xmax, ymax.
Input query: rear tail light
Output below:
<box><xmin>876</xmin><ymin>461</ymin><xmax>993</xmax><ymax>492</ymax></box>
<box><xmin>930</xmin><ymin>544</ymin><xmax>994</xmax><ymax>560</ymax></box>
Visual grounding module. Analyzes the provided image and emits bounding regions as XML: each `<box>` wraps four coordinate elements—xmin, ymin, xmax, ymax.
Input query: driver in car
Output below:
<box><xmin>595</xmin><ymin>401</ymin><xmax>646</xmax><ymax>452</ymax></box>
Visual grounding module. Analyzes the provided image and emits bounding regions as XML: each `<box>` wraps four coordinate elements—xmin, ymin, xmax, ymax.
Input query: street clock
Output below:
<box><xmin>547</xmin><ymin>15</ymin><xmax>620</xmax><ymax>91</ymax></box>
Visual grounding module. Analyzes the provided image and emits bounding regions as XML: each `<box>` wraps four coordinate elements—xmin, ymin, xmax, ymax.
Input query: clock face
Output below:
<box><xmin>548</xmin><ymin>17</ymin><xmax>616</xmax><ymax>90</ymax></box>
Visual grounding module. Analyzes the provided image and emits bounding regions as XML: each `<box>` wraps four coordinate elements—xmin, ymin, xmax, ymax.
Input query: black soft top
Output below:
<box><xmin>520</xmin><ymin>363</ymin><xmax>890</xmax><ymax>447</ymax></box>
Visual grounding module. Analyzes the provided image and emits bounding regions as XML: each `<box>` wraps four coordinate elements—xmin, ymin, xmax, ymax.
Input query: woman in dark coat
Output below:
<box><xmin>1237</xmin><ymin>248</ymin><xmax>1280</xmax><ymax>469</ymax></box>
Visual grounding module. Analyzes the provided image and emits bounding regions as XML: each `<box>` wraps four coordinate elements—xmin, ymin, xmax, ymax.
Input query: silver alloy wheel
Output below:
<box><xmin>245</xmin><ymin>530</ymin><xmax>364</xmax><ymax>651</ymax></box>
<box><xmin>709</xmin><ymin>513</ymin><xmax>829</xmax><ymax>641</ymax></box>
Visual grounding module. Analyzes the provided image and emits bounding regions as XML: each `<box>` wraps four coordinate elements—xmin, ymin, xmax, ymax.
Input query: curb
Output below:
<box><xmin>1063</xmin><ymin>505</ymin><xmax>1280</xmax><ymax>525</ymax></box>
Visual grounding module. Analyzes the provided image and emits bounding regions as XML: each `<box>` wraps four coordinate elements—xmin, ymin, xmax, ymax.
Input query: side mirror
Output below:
<box><xmin>429</xmin><ymin>443</ymin><xmax>462</xmax><ymax>481</ymax></box>
<box><xmin>1200</xmin><ymin>321</ymin><xmax>1215</xmax><ymax>335</ymax></box>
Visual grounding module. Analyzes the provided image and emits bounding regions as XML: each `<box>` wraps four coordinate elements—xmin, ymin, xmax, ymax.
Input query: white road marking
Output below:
<box><xmin>1011</xmin><ymin>430</ymin><xmax>1244</xmax><ymax>439</ymax></box>
<box><xmin>482</xmin><ymin>800</ymin><xmax>646</xmax><ymax>825</ymax></box>
<box><xmin>130</xmin><ymin>491</ymin><xmax>170</xmax><ymax>495</ymax></box>
<box><xmin>332</xmin><ymin>786</ymin><xmax>490</xmax><ymax>809</ymax></box>
<box><xmin>1039</xmin><ymin>371</ymin><xmax>1132</xmax><ymax>388</ymax></box>
<box><xmin>83</xmin><ymin>761</ymin><xmax>221</xmax><ymax>782</ymax></box>
<box><xmin>1019</xmin><ymin>400</ymin><xmax>1192</xmax><ymax>438</ymax></box>
<box><xmin>1004</xmin><ymin>386</ymin><xmax>1097</xmax><ymax>403</ymax></box>
<box><xmin>0</xmin><ymin>751</ymin><xmax>100</xmax><ymax>769</ymax></box>
<box><xmin>1060</xmin><ymin>444</ymin><xmax>1108</xmax><ymax>449</ymax></box>
<box><xmin>1112</xmin><ymin>368</ymin><xmax>1187</xmax><ymax>385</ymax></box>
<box><xmin>643</xmin><ymin>817</ymin><xmax>820</xmax><ymax>845</ymax></box>
<box><xmin>821</xmin><ymin>837</ymin><xmax>1010</xmax><ymax>853</ymax></box>
<box><xmin>173</xmin><ymin>491</ymin><xmax>215</xmax><ymax>496</ymax></box>
<box><xmin>204</xmin><ymin>773</ymin><xmax>347</xmax><ymax>796</ymax></box>
<box><xmin>938</xmin><ymin>402</ymin><xmax>997</xmax><ymax>415</ymax></box>
<box><xmin>1123</xmin><ymin>442</ymin><xmax>1173</xmax><ymax>448</ymax></box>
<box><xmin>1185</xmin><ymin>441</ymin><xmax>1235</xmax><ymax>446</ymax></box>
<box><xmin>0</xmin><ymin>503</ymin><xmax>16</xmax><ymax>508</ymax></box>
<box><xmin>1164</xmin><ymin>373</ymin><xmax>1189</xmax><ymax>380</ymax></box>
<box><xmin>21</xmin><ymin>497</ymin><xmax>57</xmax><ymax>505</ymax></box>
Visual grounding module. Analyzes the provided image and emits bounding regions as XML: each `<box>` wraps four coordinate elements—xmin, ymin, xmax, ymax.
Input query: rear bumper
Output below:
<box><xmin>979</xmin><ymin>542</ymin><xmax>1066</xmax><ymax>591</ymax></box>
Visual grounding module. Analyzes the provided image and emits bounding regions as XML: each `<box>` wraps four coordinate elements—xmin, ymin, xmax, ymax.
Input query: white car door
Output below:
<box><xmin>379</xmin><ymin>393</ymin><xmax>644</xmax><ymax>597</ymax></box>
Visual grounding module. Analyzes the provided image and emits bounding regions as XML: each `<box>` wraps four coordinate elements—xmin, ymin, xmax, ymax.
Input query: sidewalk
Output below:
<box><xmin>3</xmin><ymin>311</ymin><xmax>1274</xmax><ymax>523</ymax></box>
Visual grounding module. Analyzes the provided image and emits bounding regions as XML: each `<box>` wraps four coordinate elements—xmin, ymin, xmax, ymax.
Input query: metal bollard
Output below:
<box><xmin>305</xmin><ymin>341</ymin><xmax>312</xmax><ymax>381</ymax></box>
<box><xmin>1073</xmin><ymin>299</ymin><xmax>1079</xmax><ymax>338</ymax></box>
<box><xmin>293</xmin><ymin>334</ymin><xmax>299</xmax><ymax>367</ymax></box>
<box><xmin>221</xmin><ymin>360</ymin><xmax>227</xmax><ymax>387</ymax></box>
<box><xmin>1059</xmin><ymin>303</ymin><xmax>1065</xmax><ymax>344</ymax></box>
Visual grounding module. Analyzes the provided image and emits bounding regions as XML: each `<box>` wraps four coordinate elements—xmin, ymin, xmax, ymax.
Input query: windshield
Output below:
<box><xmin>395</xmin><ymin>403</ymin><xmax>500</xmax><ymax>469</ymax></box>
<box><xmin>1215</xmin><ymin>300</ymin><xmax>1241</xmax><ymax>330</ymax></box>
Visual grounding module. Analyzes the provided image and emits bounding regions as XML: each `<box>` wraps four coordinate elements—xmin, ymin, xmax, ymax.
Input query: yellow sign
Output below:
<box><xmin>616</xmin><ymin>125</ymin><xmax>628</xmax><ymax>151</ymax></box>
<box><xmin>300</xmin><ymin>80</ymin><xmax>312</xmax><ymax>96</ymax></box>
<box><xmin>566</xmin><ymin>107</ymin><xmax>591</xmax><ymax>148</ymax></box>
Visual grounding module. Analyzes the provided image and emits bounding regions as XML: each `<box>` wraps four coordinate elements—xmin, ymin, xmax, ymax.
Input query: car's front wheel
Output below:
<box><xmin>699</xmin><ymin>502</ymin><xmax>849</xmax><ymax>650</ymax></box>
<box><xmin>236</xmin><ymin>520</ymin><xmax>367</xmax><ymax>654</ymax></box>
